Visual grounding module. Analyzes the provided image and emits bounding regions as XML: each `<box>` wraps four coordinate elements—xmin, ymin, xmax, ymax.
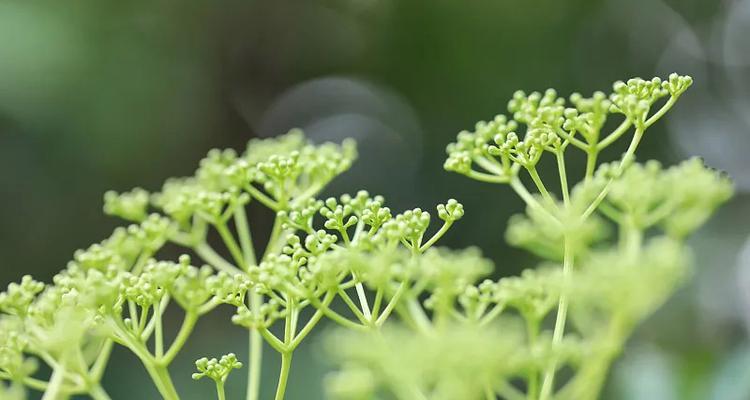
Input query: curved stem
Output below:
<box><xmin>645</xmin><ymin>96</ymin><xmax>677</xmax><ymax>128</ymax></box>
<box><xmin>597</xmin><ymin>119</ymin><xmax>632</xmax><ymax>150</ymax></box>
<box><xmin>419</xmin><ymin>221</ymin><xmax>453</xmax><ymax>252</ymax></box>
<box><xmin>244</xmin><ymin>184</ymin><xmax>280</xmax><ymax>211</ymax></box>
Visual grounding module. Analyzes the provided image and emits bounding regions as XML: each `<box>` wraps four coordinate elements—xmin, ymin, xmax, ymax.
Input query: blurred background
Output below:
<box><xmin>1</xmin><ymin>0</ymin><xmax>749</xmax><ymax>398</ymax></box>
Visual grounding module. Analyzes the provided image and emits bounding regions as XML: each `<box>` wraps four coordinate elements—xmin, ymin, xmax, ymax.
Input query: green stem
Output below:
<box><xmin>42</xmin><ymin>365</ymin><xmax>67</xmax><ymax>400</ymax></box>
<box><xmin>263</xmin><ymin>217</ymin><xmax>284</xmax><ymax>260</ymax></box>
<box><xmin>596</xmin><ymin>119</ymin><xmax>632</xmax><ymax>150</ymax></box>
<box><xmin>194</xmin><ymin>243</ymin><xmax>242</xmax><ymax>274</ymax></box>
<box><xmin>526</xmin><ymin>318</ymin><xmax>540</xmax><ymax>400</ymax></box>
<box><xmin>419</xmin><ymin>221</ymin><xmax>453</xmax><ymax>252</ymax></box>
<box><xmin>290</xmin><ymin>293</ymin><xmax>334</xmax><ymax>349</ymax></box>
<box><xmin>510</xmin><ymin>178</ymin><xmax>562</xmax><ymax>230</ymax></box>
<box><xmin>308</xmin><ymin>294</ymin><xmax>368</xmax><ymax>331</ymax></box>
<box><xmin>144</xmin><ymin>363</ymin><xmax>180</xmax><ymax>400</ymax></box>
<box><xmin>539</xmin><ymin>238</ymin><xmax>574</xmax><ymax>400</ymax></box>
<box><xmin>466</xmin><ymin>169</ymin><xmax>510</xmax><ymax>183</ymax></box>
<box><xmin>645</xmin><ymin>96</ymin><xmax>677</xmax><ymax>128</ymax></box>
<box><xmin>354</xmin><ymin>283</ymin><xmax>372</xmax><ymax>321</ymax></box>
<box><xmin>338</xmin><ymin>289</ymin><xmax>369</xmax><ymax>324</ymax></box>
<box><xmin>581</xmin><ymin>127</ymin><xmax>644</xmax><ymax>221</ymax></box>
<box><xmin>215</xmin><ymin>222</ymin><xmax>247</xmax><ymax>270</ymax></box>
<box><xmin>89</xmin><ymin>340</ymin><xmax>113</xmax><ymax>381</ymax></box>
<box><xmin>216</xmin><ymin>381</ymin><xmax>226</xmax><ymax>400</ymax></box>
<box><xmin>155</xmin><ymin>302</ymin><xmax>164</xmax><ymax>358</ymax></box>
<box><xmin>161</xmin><ymin>312</ymin><xmax>198</xmax><ymax>365</ymax></box>
<box><xmin>406</xmin><ymin>297</ymin><xmax>432</xmax><ymax>333</ymax></box>
<box><xmin>526</xmin><ymin>167</ymin><xmax>555</xmax><ymax>205</ymax></box>
<box><xmin>246</xmin><ymin>293</ymin><xmax>263</xmax><ymax>400</ymax></box>
<box><xmin>585</xmin><ymin>148</ymin><xmax>598</xmax><ymax>181</ymax></box>
<box><xmin>89</xmin><ymin>384</ymin><xmax>112</xmax><ymax>400</ymax></box>
<box><xmin>234</xmin><ymin>206</ymin><xmax>257</xmax><ymax>266</ymax></box>
<box><xmin>244</xmin><ymin>184</ymin><xmax>280</xmax><ymax>210</ymax></box>
<box><xmin>273</xmin><ymin>352</ymin><xmax>293</xmax><ymax>400</ymax></box>
<box><xmin>620</xmin><ymin>218</ymin><xmax>642</xmax><ymax>259</ymax></box>
<box><xmin>555</xmin><ymin>151</ymin><xmax>570</xmax><ymax>206</ymax></box>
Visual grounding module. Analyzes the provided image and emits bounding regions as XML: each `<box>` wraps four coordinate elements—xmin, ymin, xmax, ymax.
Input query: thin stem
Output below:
<box><xmin>525</xmin><ymin>318</ymin><xmax>540</xmax><ymax>400</ymax></box>
<box><xmin>155</xmin><ymin>301</ymin><xmax>164</xmax><ymax>359</ymax></box>
<box><xmin>555</xmin><ymin>129</ymin><xmax>588</xmax><ymax>150</ymax></box>
<box><xmin>526</xmin><ymin>167</ymin><xmax>555</xmax><ymax>204</ymax></box>
<box><xmin>597</xmin><ymin>119</ymin><xmax>632</xmax><ymax>150</ymax></box>
<box><xmin>354</xmin><ymin>283</ymin><xmax>372</xmax><ymax>321</ymax></box>
<box><xmin>555</xmin><ymin>151</ymin><xmax>570</xmax><ymax>206</ymax></box>
<box><xmin>144</xmin><ymin>363</ymin><xmax>180</xmax><ymax>400</ymax></box>
<box><xmin>497</xmin><ymin>381</ymin><xmax>526</xmax><ymax>400</ymax></box>
<box><xmin>246</xmin><ymin>293</ymin><xmax>263</xmax><ymax>400</ymax></box>
<box><xmin>244</xmin><ymin>184</ymin><xmax>280</xmax><ymax>210</ymax></box>
<box><xmin>273</xmin><ymin>352</ymin><xmax>293</xmax><ymax>400</ymax></box>
<box><xmin>419</xmin><ymin>221</ymin><xmax>453</xmax><ymax>252</ymax></box>
<box><xmin>539</xmin><ymin>238</ymin><xmax>574</xmax><ymax>400</ymax></box>
<box><xmin>234</xmin><ymin>206</ymin><xmax>257</xmax><ymax>266</ymax></box>
<box><xmin>478</xmin><ymin>304</ymin><xmax>505</xmax><ymax>327</ymax></box>
<box><xmin>89</xmin><ymin>340</ymin><xmax>114</xmax><ymax>381</ymax></box>
<box><xmin>581</xmin><ymin>127</ymin><xmax>644</xmax><ymax>221</ymax></box>
<box><xmin>89</xmin><ymin>384</ymin><xmax>112</xmax><ymax>400</ymax></box>
<box><xmin>259</xmin><ymin>327</ymin><xmax>287</xmax><ymax>353</ymax></box>
<box><xmin>584</xmin><ymin>148</ymin><xmax>598</xmax><ymax>180</ymax></box>
<box><xmin>215</xmin><ymin>222</ymin><xmax>247</xmax><ymax>270</ymax></box>
<box><xmin>41</xmin><ymin>365</ymin><xmax>67</xmax><ymax>400</ymax></box>
<box><xmin>466</xmin><ymin>169</ymin><xmax>510</xmax><ymax>183</ymax></box>
<box><xmin>406</xmin><ymin>297</ymin><xmax>432</xmax><ymax>333</ymax></box>
<box><xmin>371</xmin><ymin>288</ymin><xmax>384</xmax><ymax>319</ymax></box>
<box><xmin>0</xmin><ymin>372</ymin><xmax>49</xmax><ymax>391</ymax></box>
<box><xmin>308</xmin><ymin>295</ymin><xmax>368</xmax><ymax>331</ymax></box>
<box><xmin>337</xmin><ymin>289</ymin><xmax>369</xmax><ymax>324</ymax></box>
<box><xmin>161</xmin><ymin>312</ymin><xmax>198</xmax><ymax>365</ymax></box>
<box><xmin>376</xmin><ymin>282</ymin><xmax>407</xmax><ymax>326</ymax></box>
<box><xmin>263</xmin><ymin>217</ymin><xmax>284</xmax><ymax>260</ymax></box>
<box><xmin>194</xmin><ymin>243</ymin><xmax>242</xmax><ymax>275</ymax></box>
<box><xmin>290</xmin><ymin>293</ymin><xmax>334</xmax><ymax>349</ymax></box>
<box><xmin>510</xmin><ymin>178</ymin><xmax>562</xmax><ymax>229</ymax></box>
<box><xmin>645</xmin><ymin>96</ymin><xmax>677</xmax><ymax>128</ymax></box>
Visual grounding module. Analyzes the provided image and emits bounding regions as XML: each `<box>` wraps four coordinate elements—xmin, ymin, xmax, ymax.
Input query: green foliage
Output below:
<box><xmin>0</xmin><ymin>74</ymin><xmax>731</xmax><ymax>400</ymax></box>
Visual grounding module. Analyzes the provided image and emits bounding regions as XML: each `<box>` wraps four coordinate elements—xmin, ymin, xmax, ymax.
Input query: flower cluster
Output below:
<box><xmin>327</xmin><ymin>74</ymin><xmax>731</xmax><ymax>400</ymax></box>
<box><xmin>0</xmin><ymin>74</ymin><xmax>731</xmax><ymax>400</ymax></box>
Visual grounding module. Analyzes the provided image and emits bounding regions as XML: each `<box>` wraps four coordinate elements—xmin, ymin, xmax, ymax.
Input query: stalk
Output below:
<box><xmin>539</xmin><ymin>238</ymin><xmax>574</xmax><ymax>400</ymax></box>
<box><xmin>273</xmin><ymin>352</ymin><xmax>293</xmax><ymax>400</ymax></box>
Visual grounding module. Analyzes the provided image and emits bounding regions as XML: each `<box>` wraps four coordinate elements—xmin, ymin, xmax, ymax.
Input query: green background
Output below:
<box><xmin>1</xmin><ymin>0</ymin><xmax>749</xmax><ymax>398</ymax></box>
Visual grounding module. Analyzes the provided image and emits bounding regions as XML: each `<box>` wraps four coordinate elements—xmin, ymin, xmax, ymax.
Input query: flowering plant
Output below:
<box><xmin>0</xmin><ymin>74</ymin><xmax>732</xmax><ymax>400</ymax></box>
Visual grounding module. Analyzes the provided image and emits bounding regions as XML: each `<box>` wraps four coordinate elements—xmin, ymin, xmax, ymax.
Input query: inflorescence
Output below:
<box><xmin>0</xmin><ymin>74</ymin><xmax>733</xmax><ymax>400</ymax></box>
